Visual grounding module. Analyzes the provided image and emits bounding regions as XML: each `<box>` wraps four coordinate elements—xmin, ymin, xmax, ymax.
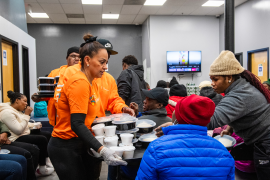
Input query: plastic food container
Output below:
<box><xmin>136</xmin><ymin>119</ymin><xmax>156</xmax><ymax>133</ymax></box>
<box><xmin>104</xmin><ymin>136</ymin><xmax>118</xmax><ymax>148</ymax></box>
<box><xmin>109</xmin><ymin>113</ymin><xmax>130</xmax><ymax>119</ymax></box>
<box><xmin>119</xmin><ymin>139</ymin><xmax>138</xmax><ymax>147</ymax></box>
<box><xmin>214</xmin><ymin>135</ymin><xmax>236</xmax><ymax>150</ymax></box>
<box><xmin>38</xmin><ymin>90</ymin><xmax>55</xmax><ymax>94</ymax></box>
<box><xmin>139</xmin><ymin>134</ymin><xmax>158</xmax><ymax>148</ymax></box>
<box><xmin>116</xmin><ymin>128</ymin><xmax>139</xmax><ymax>140</ymax></box>
<box><xmin>123</xmin><ymin>146</ymin><xmax>136</xmax><ymax>159</ymax></box>
<box><xmin>38</xmin><ymin>77</ymin><xmax>54</xmax><ymax>84</ymax></box>
<box><xmin>92</xmin><ymin>117</ymin><xmax>112</xmax><ymax>127</ymax></box>
<box><xmin>95</xmin><ymin>136</ymin><xmax>104</xmax><ymax>145</ymax></box>
<box><xmin>120</xmin><ymin>133</ymin><xmax>134</xmax><ymax>146</ymax></box>
<box><xmin>38</xmin><ymin>84</ymin><xmax>55</xmax><ymax>91</ymax></box>
<box><xmin>110</xmin><ymin>146</ymin><xmax>124</xmax><ymax>157</ymax></box>
<box><xmin>54</xmin><ymin>76</ymin><xmax>60</xmax><ymax>84</ymax></box>
<box><xmin>104</xmin><ymin>126</ymin><xmax>117</xmax><ymax>137</ymax></box>
<box><xmin>90</xmin><ymin>148</ymin><xmax>101</xmax><ymax>158</ymax></box>
<box><xmin>92</xmin><ymin>124</ymin><xmax>105</xmax><ymax>136</ymax></box>
<box><xmin>112</xmin><ymin>116</ymin><xmax>137</xmax><ymax>131</ymax></box>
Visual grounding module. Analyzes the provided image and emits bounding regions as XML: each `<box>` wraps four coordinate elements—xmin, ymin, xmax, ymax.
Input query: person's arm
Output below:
<box><xmin>136</xmin><ymin>144</ymin><xmax>158</xmax><ymax>180</ymax></box>
<box><xmin>0</xmin><ymin>122</ymin><xmax>11</xmax><ymax>137</ymax></box>
<box><xmin>1</xmin><ymin>111</ymin><xmax>30</xmax><ymax>135</ymax></box>
<box><xmin>207</xmin><ymin>95</ymin><xmax>247</xmax><ymax>130</ymax></box>
<box><xmin>117</xmin><ymin>71</ymin><xmax>132</xmax><ymax>103</ymax></box>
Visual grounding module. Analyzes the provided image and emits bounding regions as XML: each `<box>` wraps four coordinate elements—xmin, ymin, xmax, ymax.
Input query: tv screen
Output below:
<box><xmin>167</xmin><ymin>51</ymin><xmax>202</xmax><ymax>73</ymax></box>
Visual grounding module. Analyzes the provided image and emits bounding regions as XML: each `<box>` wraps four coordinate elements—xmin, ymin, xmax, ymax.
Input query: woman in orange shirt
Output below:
<box><xmin>47</xmin><ymin>33</ymin><xmax>127</xmax><ymax>180</ymax></box>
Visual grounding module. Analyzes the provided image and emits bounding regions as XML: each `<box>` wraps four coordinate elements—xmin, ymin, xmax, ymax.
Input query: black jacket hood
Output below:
<box><xmin>129</xmin><ymin>65</ymin><xmax>144</xmax><ymax>81</ymax></box>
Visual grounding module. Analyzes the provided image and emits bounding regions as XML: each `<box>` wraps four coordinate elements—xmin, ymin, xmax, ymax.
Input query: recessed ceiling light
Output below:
<box><xmin>28</xmin><ymin>13</ymin><xmax>49</xmax><ymax>18</ymax></box>
<box><xmin>82</xmin><ymin>0</ymin><xmax>102</xmax><ymax>5</ymax></box>
<box><xmin>102</xmin><ymin>14</ymin><xmax>119</xmax><ymax>19</ymax></box>
<box><xmin>144</xmin><ymin>0</ymin><xmax>166</xmax><ymax>6</ymax></box>
<box><xmin>202</xmin><ymin>1</ymin><xmax>224</xmax><ymax>7</ymax></box>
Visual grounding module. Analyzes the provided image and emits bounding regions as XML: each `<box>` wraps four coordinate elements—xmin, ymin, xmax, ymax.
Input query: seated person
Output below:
<box><xmin>0</xmin><ymin>121</ymin><xmax>40</xmax><ymax>180</ymax></box>
<box><xmin>0</xmin><ymin>91</ymin><xmax>54</xmax><ymax>176</ymax></box>
<box><xmin>199</xmin><ymin>81</ymin><xmax>223</xmax><ymax>106</ymax></box>
<box><xmin>156</xmin><ymin>80</ymin><xmax>167</xmax><ymax>88</ymax></box>
<box><xmin>165</xmin><ymin>84</ymin><xmax>187</xmax><ymax>118</ymax></box>
<box><xmin>0</xmin><ymin>154</ymin><xmax>27</xmax><ymax>180</ymax></box>
<box><xmin>136</xmin><ymin>95</ymin><xmax>235</xmax><ymax>180</ymax></box>
<box><xmin>263</xmin><ymin>79</ymin><xmax>270</xmax><ymax>90</ymax></box>
<box><xmin>138</xmin><ymin>87</ymin><xmax>172</xmax><ymax>127</ymax></box>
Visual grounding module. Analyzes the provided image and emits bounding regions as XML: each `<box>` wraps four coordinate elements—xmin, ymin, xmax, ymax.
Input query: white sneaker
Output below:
<box><xmin>35</xmin><ymin>167</ymin><xmax>54</xmax><ymax>177</ymax></box>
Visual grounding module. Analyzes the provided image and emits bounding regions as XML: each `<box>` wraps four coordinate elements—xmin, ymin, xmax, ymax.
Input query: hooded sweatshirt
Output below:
<box><xmin>117</xmin><ymin>65</ymin><xmax>147</xmax><ymax>112</ymax></box>
<box><xmin>0</xmin><ymin>103</ymin><xmax>33</xmax><ymax>142</ymax></box>
<box><xmin>199</xmin><ymin>87</ymin><xmax>223</xmax><ymax>106</ymax></box>
<box><xmin>165</xmin><ymin>96</ymin><xmax>185</xmax><ymax>118</ymax></box>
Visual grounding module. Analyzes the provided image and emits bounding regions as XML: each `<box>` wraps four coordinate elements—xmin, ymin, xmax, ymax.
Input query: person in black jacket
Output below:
<box><xmin>117</xmin><ymin>55</ymin><xmax>146</xmax><ymax>112</ymax></box>
<box><xmin>199</xmin><ymin>81</ymin><xmax>223</xmax><ymax>106</ymax></box>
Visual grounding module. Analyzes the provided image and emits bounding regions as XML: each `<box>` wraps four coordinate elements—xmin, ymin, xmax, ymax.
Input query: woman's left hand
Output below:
<box><xmin>0</xmin><ymin>133</ymin><xmax>8</xmax><ymax>144</ymax></box>
<box><xmin>122</xmin><ymin>107</ymin><xmax>135</xmax><ymax>116</ymax></box>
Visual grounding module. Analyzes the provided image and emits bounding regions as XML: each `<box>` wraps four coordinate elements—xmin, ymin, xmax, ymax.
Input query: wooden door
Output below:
<box><xmin>251</xmin><ymin>51</ymin><xmax>268</xmax><ymax>82</ymax></box>
<box><xmin>1</xmin><ymin>42</ymin><xmax>14</xmax><ymax>103</ymax></box>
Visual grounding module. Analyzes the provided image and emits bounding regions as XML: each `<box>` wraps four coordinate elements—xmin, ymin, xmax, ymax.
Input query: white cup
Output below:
<box><xmin>104</xmin><ymin>136</ymin><xmax>118</xmax><ymax>148</ymax></box>
<box><xmin>33</xmin><ymin>122</ymin><xmax>41</xmax><ymax>129</ymax></box>
<box><xmin>92</xmin><ymin>124</ymin><xmax>105</xmax><ymax>136</ymax></box>
<box><xmin>95</xmin><ymin>136</ymin><xmax>104</xmax><ymax>145</ymax></box>
<box><xmin>123</xmin><ymin>146</ymin><xmax>135</xmax><ymax>159</ymax></box>
<box><xmin>90</xmin><ymin>148</ymin><xmax>101</xmax><ymax>158</ymax></box>
<box><xmin>104</xmin><ymin>126</ymin><xmax>117</xmax><ymax>137</ymax></box>
<box><xmin>110</xmin><ymin>146</ymin><xmax>124</xmax><ymax>158</ymax></box>
<box><xmin>120</xmin><ymin>133</ymin><xmax>134</xmax><ymax>146</ymax></box>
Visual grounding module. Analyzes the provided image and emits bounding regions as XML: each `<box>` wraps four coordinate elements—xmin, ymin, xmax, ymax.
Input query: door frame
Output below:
<box><xmin>22</xmin><ymin>45</ymin><xmax>30</xmax><ymax>105</ymax></box>
<box><xmin>235</xmin><ymin>52</ymin><xmax>243</xmax><ymax>66</ymax></box>
<box><xmin>0</xmin><ymin>35</ymin><xmax>20</xmax><ymax>100</ymax></box>
<box><xmin>247</xmin><ymin>47</ymin><xmax>269</xmax><ymax>80</ymax></box>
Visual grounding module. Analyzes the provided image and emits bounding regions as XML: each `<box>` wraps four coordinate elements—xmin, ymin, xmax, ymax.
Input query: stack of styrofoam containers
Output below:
<box><xmin>186</xmin><ymin>82</ymin><xmax>200</xmax><ymax>96</ymax></box>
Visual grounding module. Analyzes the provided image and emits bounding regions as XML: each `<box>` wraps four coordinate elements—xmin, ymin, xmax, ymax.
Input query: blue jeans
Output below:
<box><xmin>0</xmin><ymin>154</ymin><xmax>27</xmax><ymax>180</ymax></box>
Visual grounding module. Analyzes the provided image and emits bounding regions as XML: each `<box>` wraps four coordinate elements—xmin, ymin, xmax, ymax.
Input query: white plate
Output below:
<box><xmin>0</xmin><ymin>149</ymin><xmax>10</xmax><ymax>154</ymax></box>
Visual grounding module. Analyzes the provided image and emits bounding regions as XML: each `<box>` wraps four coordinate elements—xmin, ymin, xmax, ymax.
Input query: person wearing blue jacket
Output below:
<box><xmin>136</xmin><ymin>94</ymin><xmax>235</xmax><ymax>180</ymax></box>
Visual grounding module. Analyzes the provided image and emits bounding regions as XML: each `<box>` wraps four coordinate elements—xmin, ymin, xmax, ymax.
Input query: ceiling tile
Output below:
<box><xmin>62</xmin><ymin>4</ymin><xmax>83</xmax><ymax>13</ymax></box>
<box><xmin>68</xmin><ymin>18</ymin><xmax>86</xmax><ymax>22</ymax></box>
<box><xmin>138</xmin><ymin>6</ymin><xmax>160</xmax><ymax>15</ymax></box>
<box><xmin>26</xmin><ymin>3</ymin><xmax>45</xmax><ymax>13</ymax></box>
<box><xmin>163</xmin><ymin>0</ymin><xmax>186</xmax><ymax>6</ymax></box>
<box><xmin>156</xmin><ymin>5</ymin><xmax>179</xmax><ymax>15</ymax></box>
<box><xmin>173</xmin><ymin>6</ymin><xmax>199</xmax><ymax>15</ymax></box>
<box><xmin>34</xmin><ymin>18</ymin><xmax>53</xmax><ymax>23</ymax></box>
<box><xmin>121</xmin><ymin>5</ymin><xmax>142</xmax><ymax>14</ymax></box>
<box><xmin>86</xmin><ymin>21</ymin><xmax>102</xmax><ymax>24</ymax></box>
<box><xmin>206</xmin><ymin>6</ymin><xmax>224</xmax><ymax>16</ymax></box>
<box><xmin>133</xmin><ymin>14</ymin><xmax>148</xmax><ymax>24</ymax></box>
<box><xmin>84</xmin><ymin>14</ymin><xmax>102</xmax><ymax>21</ymax></box>
<box><xmin>82</xmin><ymin>5</ymin><xmax>102</xmax><ymax>14</ymax></box>
<box><xmin>102</xmin><ymin>19</ymin><xmax>118</xmax><ymax>24</ymax></box>
<box><xmin>52</xmin><ymin>21</ymin><xmax>69</xmax><ymax>23</ymax></box>
<box><xmin>59</xmin><ymin>0</ymin><xmax>81</xmax><ymax>3</ymax></box>
<box><xmin>26</xmin><ymin>14</ymin><xmax>37</xmax><ymax>23</ymax></box>
<box><xmin>48</xmin><ymin>13</ymin><xmax>68</xmax><ymax>21</ymax></box>
<box><xmin>103</xmin><ymin>0</ymin><xmax>125</xmax><ymax>5</ymax></box>
<box><xmin>40</xmin><ymin>3</ymin><xmax>65</xmax><ymax>13</ymax></box>
<box><xmin>182</xmin><ymin>0</ymin><xmax>208</xmax><ymax>6</ymax></box>
<box><xmin>235</xmin><ymin>0</ymin><xmax>248</xmax><ymax>7</ymax></box>
<box><xmin>191</xmin><ymin>6</ymin><xmax>216</xmax><ymax>15</ymax></box>
<box><xmin>102</xmin><ymin>5</ymin><xmax>123</xmax><ymax>13</ymax></box>
<box><xmin>70</xmin><ymin>21</ymin><xmax>85</xmax><ymax>24</ymax></box>
<box><xmin>37</xmin><ymin>0</ymin><xmax>60</xmax><ymax>3</ymax></box>
<box><xmin>24</xmin><ymin>0</ymin><xmax>38</xmax><ymax>2</ymax></box>
<box><xmin>117</xmin><ymin>14</ymin><xmax>136</xmax><ymax>23</ymax></box>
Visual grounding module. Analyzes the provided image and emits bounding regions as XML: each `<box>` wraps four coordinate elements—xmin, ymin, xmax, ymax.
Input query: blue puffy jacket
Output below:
<box><xmin>136</xmin><ymin>124</ymin><xmax>235</xmax><ymax>180</ymax></box>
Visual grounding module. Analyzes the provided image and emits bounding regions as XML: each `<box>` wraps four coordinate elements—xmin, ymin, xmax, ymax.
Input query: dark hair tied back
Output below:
<box><xmin>80</xmin><ymin>36</ymin><xmax>98</xmax><ymax>48</ymax></box>
<box><xmin>7</xmin><ymin>91</ymin><xmax>24</xmax><ymax>104</ymax></box>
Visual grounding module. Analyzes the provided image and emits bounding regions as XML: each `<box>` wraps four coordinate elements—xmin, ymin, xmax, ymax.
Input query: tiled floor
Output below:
<box><xmin>37</xmin><ymin>162</ymin><xmax>108</xmax><ymax>180</ymax></box>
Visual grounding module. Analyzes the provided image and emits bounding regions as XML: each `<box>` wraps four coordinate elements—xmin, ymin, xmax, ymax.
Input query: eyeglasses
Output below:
<box><xmin>69</xmin><ymin>55</ymin><xmax>80</xmax><ymax>59</ymax></box>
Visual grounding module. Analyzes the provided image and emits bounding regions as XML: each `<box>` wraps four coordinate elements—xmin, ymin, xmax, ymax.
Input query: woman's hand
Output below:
<box><xmin>154</xmin><ymin>122</ymin><xmax>173</xmax><ymax>137</ymax></box>
<box><xmin>99</xmin><ymin>146</ymin><xmax>128</xmax><ymax>166</ymax></box>
<box><xmin>122</xmin><ymin>107</ymin><xmax>135</xmax><ymax>117</ymax></box>
<box><xmin>25</xmin><ymin>106</ymin><xmax>33</xmax><ymax>115</ymax></box>
<box><xmin>129</xmin><ymin>102</ymin><xmax>138</xmax><ymax>116</ymax></box>
<box><xmin>0</xmin><ymin>133</ymin><xmax>8</xmax><ymax>144</ymax></box>
<box><xmin>221</xmin><ymin>125</ymin><xmax>233</xmax><ymax>137</ymax></box>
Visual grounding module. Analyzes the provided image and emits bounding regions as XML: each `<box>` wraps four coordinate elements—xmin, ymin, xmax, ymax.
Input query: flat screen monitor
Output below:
<box><xmin>167</xmin><ymin>51</ymin><xmax>202</xmax><ymax>73</ymax></box>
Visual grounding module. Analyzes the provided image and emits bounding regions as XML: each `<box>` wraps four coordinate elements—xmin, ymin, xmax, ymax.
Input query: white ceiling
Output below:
<box><xmin>25</xmin><ymin>0</ymin><xmax>248</xmax><ymax>24</ymax></box>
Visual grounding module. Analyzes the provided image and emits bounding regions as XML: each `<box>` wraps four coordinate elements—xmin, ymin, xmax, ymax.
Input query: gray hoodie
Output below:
<box><xmin>208</xmin><ymin>77</ymin><xmax>270</xmax><ymax>145</ymax></box>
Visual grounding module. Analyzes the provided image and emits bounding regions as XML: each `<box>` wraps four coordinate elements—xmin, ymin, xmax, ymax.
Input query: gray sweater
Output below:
<box><xmin>208</xmin><ymin>77</ymin><xmax>270</xmax><ymax>145</ymax></box>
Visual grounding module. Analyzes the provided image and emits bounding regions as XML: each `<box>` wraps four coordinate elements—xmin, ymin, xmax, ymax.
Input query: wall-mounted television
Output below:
<box><xmin>167</xmin><ymin>51</ymin><xmax>202</xmax><ymax>73</ymax></box>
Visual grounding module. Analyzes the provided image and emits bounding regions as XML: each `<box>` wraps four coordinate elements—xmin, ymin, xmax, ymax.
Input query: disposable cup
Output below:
<box><xmin>120</xmin><ymin>133</ymin><xmax>134</xmax><ymax>146</ymax></box>
<box><xmin>92</xmin><ymin>124</ymin><xmax>105</xmax><ymax>136</ymax></box>
<box><xmin>104</xmin><ymin>136</ymin><xmax>118</xmax><ymax>148</ymax></box>
<box><xmin>110</xmin><ymin>146</ymin><xmax>124</xmax><ymax>158</ymax></box>
<box><xmin>123</xmin><ymin>146</ymin><xmax>135</xmax><ymax>159</ymax></box>
<box><xmin>104</xmin><ymin>126</ymin><xmax>117</xmax><ymax>137</ymax></box>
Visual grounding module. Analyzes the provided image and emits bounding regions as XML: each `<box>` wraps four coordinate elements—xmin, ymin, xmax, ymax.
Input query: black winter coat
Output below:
<box><xmin>117</xmin><ymin>65</ymin><xmax>146</xmax><ymax>112</ymax></box>
<box><xmin>199</xmin><ymin>87</ymin><xmax>223</xmax><ymax>106</ymax></box>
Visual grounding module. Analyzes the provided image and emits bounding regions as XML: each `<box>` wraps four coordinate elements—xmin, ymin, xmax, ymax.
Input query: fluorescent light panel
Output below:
<box><xmin>82</xmin><ymin>0</ymin><xmax>102</xmax><ymax>4</ymax></box>
<box><xmin>28</xmin><ymin>13</ymin><xmax>49</xmax><ymax>18</ymax></box>
<box><xmin>102</xmin><ymin>14</ymin><xmax>119</xmax><ymax>19</ymax></box>
<box><xmin>144</xmin><ymin>0</ymin><xmax>166</xmax><ymax>6</ymax></box>
<box><xmin>202</xmin><ymin>1</ymin><xmax>224</xmax><ymax>7</ymax></box>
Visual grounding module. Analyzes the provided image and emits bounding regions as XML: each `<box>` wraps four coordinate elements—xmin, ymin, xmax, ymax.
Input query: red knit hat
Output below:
<box><xmin>175</xmin><ymin>94</ymin><xmax>215</xmax><ymax>126</ymax></box>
